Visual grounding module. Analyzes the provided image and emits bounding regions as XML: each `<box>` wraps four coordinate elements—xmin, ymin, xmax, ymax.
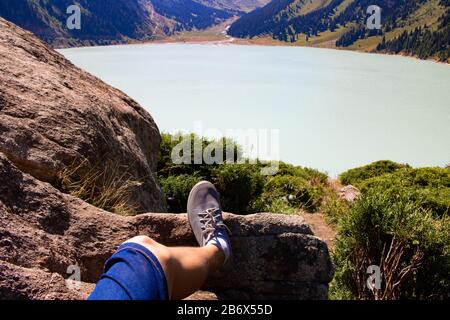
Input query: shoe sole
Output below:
<box><xmin>187</xmin><ymin>181</ymin><xmax>217</xmax><ymax>247</ymax></box>
<box><xmin>187</xmin><ymin>181</ymin><xmax>233</xmax><ymax>270</ymax></box>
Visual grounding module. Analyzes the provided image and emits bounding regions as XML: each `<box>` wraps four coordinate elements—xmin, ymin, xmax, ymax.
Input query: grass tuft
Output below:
<box><xmin>58</xmin><ymin>158</ymin><xmax>142</xmax><ymax>216</ymax></box>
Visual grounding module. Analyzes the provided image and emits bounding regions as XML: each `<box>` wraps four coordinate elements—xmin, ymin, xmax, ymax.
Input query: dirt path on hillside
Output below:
<box><xmin>154</xmin><ymin>17</ymin><xmax>238</xmax><ymax>45</ymax></box>
<box><xmin>298</xmin><ymin>211</ymin><xmax>337</xmax><ymax>252</ymax></box>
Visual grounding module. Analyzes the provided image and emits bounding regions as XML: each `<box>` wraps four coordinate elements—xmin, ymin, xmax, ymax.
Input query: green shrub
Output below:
<box><xmin>262</xmin><ymin>198</ymin><xmax>297</xmax><ymax>215</ymax></box>
<box><xmin>339</xmin><ymin>160</ymin><xmax>409</xmax><ymax>186</ymax></box>
<box><xmin>277</xmin><ymin>162</ymin><xmax>328</xmax><ymax>183</ymax></box>
<box><xmin>159</xmin><ymin>174</ymin><xmax>204</xmax><ymax>213</ymax></box>
<box><xmin>320</xmin><ymin>191</ymin><xmax>349</xmax><ymax>225</ymax></box>
<box><xmin>158</xmin><ymin>133</ymin><xmax>211</xmax><ymax>178</ymax></box>
<box><xmin>157</xmin><ymin>132</ymin><xmax>333</xmax><ymax>215</ymax></box>
<box><xmin>257</xmin><ymin>175</ymin><xmax>325</xmax><ymax>213</ymax></box>
<box><xmin>331</xmin><ymin>191</ymin><xmax>450</xmax><ymax>300</ymax></box>
<box><xmin>212</xmin><ymin>163</ymin><xmax>265</xmax><ymax>214</ymax></box>
<box><xmin>360</xmin><ymin>167</ymin><xmax>450</xmax><ymax>216</ymax></box>
<box><xmin>158</xmin><ymin>132</ymin><xmax>241</xmax><ymax>179</ymax></box>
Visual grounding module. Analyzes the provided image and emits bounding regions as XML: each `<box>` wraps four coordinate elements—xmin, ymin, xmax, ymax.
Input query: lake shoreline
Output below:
<box><xmin>58</xmin><ymin>37</ymin><xmax>450</xmax><ymax>67</ymax></box>
<box><xmin>55</xmin><ymin>34</ymin><xmax>450</xmax><ymax>66</ymax></box>
<box><xmin>147</xmin><ymin>36</ymin><xmax>450</xmax><ymax>67</ymax></box>
<box><xmin>60</xmin><ymin>43</ymin><xmax>450</xmax><ymax>176</ymax></box>
<box><xmin>53</xmin><ymin>16</ymin><xmax>449</xmax><ymax>66</ymax></box>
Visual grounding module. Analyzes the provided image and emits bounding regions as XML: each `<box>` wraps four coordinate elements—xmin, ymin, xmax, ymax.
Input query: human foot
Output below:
<box><xmin>187</xmin><ymin>181</ymin><xmax>232</xmax><ymax>266</ymax></box>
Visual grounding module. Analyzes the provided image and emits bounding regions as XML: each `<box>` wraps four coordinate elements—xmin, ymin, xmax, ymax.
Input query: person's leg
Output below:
<box><xmin>88</xmin><ymin>240</ymin><xmax>169</xmax><ymax>300</ymax></box>
<box><xmin>88</xmin><ymin>236</ymin><xmax>225</xmax><ymax>301</ymax></box>
<box><xmin>125</xmin><ymin>236</ymin><xmax>225</xmax><ymax>300</ymax></box>
<box><xmin>88</xmin><ymin>181</ymin><xmax>232</xmax><ymax>301</ymax></box>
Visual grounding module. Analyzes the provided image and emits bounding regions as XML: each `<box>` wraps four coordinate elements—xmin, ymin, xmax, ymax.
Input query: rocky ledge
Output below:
<box><xmin>0</xmin><ymin>154</ymin><xmax>333</xmax><ymax>300</ymax></box>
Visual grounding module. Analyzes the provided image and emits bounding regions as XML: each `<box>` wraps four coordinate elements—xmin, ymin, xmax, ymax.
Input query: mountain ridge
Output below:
<box><xmin>0</xmin><ymin>0</ymin><xmax>249</xmax><ymax>47</ymax></box>
<box><xmin>229</xmin><ymin>0</ymin><xmax>450</xmax><ymax>62</ymax></box>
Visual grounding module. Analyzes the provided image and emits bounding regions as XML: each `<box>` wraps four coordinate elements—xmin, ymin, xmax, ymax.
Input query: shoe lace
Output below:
<box><xmin>199</xmin><ymin>207</ymin><xmax>231</xmax><ymax>244</ymax></box>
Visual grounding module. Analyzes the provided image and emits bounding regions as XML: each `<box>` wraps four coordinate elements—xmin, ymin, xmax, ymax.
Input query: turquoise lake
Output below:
<box><xmin>60</xmin><ymin>44</ymin><xmax>450</xmax><ymax>176</ymax></box>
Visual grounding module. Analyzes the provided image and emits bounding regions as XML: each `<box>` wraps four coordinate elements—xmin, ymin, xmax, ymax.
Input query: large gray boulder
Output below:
<box><xmin>0</xmin><ymin>17</ymin><xmax>165</xmax><ymax>213</ymax></box>
<box><xmin>0</xmin><ymin>154</ymin><xmax>334</xmax><ymax>300</ymax></box>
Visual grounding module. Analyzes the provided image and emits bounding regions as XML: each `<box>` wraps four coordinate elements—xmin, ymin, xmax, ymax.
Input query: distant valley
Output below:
<box><xmin>0</xmin><ymin>0</ymin><xmax>267</xmax><ymax>47</ymax></box>
<box><xmin>196</xmin><ymin>0</ymin><xmax>271</xmax><ymax>13</ymax></box>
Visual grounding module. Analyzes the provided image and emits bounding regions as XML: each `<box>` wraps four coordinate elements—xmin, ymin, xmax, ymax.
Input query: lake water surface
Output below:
<box><xmin>60</xmin><ymin>44</ymin><xmax>450</xmax><ymax>176</ymax></box>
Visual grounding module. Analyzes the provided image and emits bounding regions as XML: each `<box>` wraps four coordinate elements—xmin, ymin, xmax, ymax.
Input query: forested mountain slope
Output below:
<box><xmin>229</xmin><ymin>0</ymin><xmax>449</xmax><ymax>62</ymax></box>
<box><xmin>0</xmin><ymin>0</ymin><xmax>236</xmax><ymax>47</ymax></box>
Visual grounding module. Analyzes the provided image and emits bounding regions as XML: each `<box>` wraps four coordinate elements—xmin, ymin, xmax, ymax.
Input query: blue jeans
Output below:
<box><xmin>88</xmin><ymin>242</ymin><xmax>169</xmax><ymax>300</ymax></box>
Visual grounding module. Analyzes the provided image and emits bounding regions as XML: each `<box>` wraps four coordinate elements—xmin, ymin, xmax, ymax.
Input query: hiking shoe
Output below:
<box><xmin>187</xmin><ymin>181</ymin><xmax>232</xmax><ymax>266</ymax></box>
